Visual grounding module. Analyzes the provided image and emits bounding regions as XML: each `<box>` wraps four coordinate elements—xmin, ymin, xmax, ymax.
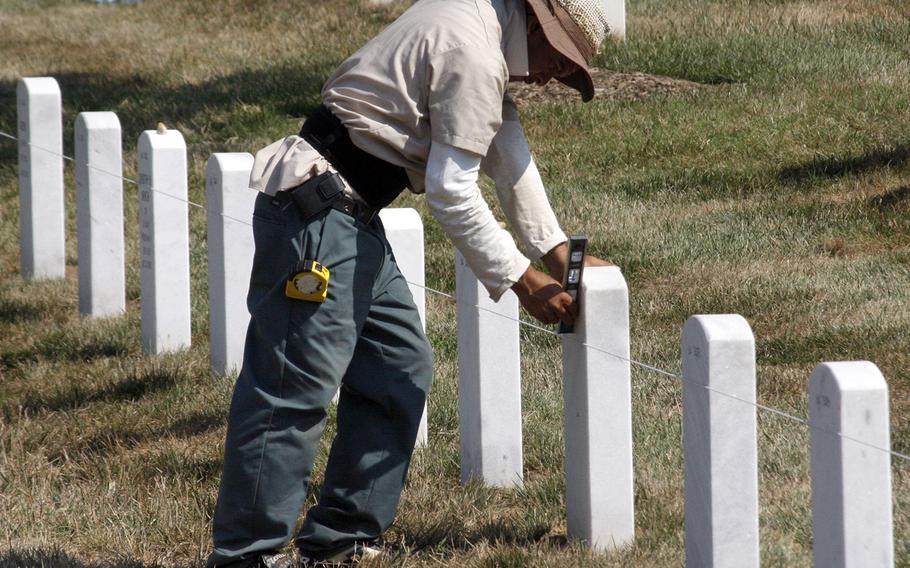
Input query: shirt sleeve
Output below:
<box><xmin>426</xmin><ymin>45</ymin><xmax>507</xmax><ymax>156</ymax></box>
<box><xmin>425</xmin><ymin>141</ymin><xmax>530</xmax><ymax>301</ymax></box>
<box><xmin>481</xmin><ymin>99</ymin><xmax>567</xmax><ymax>260</ymax></box>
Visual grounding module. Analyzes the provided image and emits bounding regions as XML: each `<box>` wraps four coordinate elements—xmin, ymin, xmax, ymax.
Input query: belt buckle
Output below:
<box><xmin>339</xmin><ymin>199</ymin><xmax>355</xmax><ymax>216</ymax></box>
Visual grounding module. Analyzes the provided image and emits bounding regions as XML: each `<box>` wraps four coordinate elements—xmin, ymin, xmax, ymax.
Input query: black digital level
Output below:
<box><xmin>558</xmin><ymin>235</ymin><xmax>587</xmax><ymax>335</ymax></box>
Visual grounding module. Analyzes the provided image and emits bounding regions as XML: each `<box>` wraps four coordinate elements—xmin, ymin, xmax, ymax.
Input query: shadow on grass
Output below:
<box><xmin>0</xmin><ymin>60</ymin><xmax>331</xmax><ymax>164</ymax></box>
<box><xmin>0</xmin><ymin>547</ymin><xmax>190</xmax><ymax>568</ymax></box>
<box><xmin>0</xmin><ymin>330</ymin><xmax>132</xmax><ymax>370</ymax></box>
<box><xmin>35</xmin><ymin>328</ymin><xmax>133</xmax><ymax>362</ymax></box>
<box><xmin>15</xmin><ymin>367</ymin><xmax>177</xmax><ymax>415</ymax></box>
<box><xmin>45</xmin><ymin>409</ymin><xmax>225</xmax><ymax>465</ymax></box>
<box><xmin>0</xmin><ymin>297</ymin><xmax>43</xmax><ymax>323</ymax></box>
<box><xmin>779</xmin><ymin>142</ymin><xmax>910</xmax><ymax>185</ymax></box>
<box><xmin>869</xmin><ymin>185</ymin><xmax>910</xmax><ymax>210</ymax></box>
<box><xmin>403</xmin><ymin>515</ymin><xmax>553</xmax><ymax>554</ymax></box>
<box><xmin>760</xmin><ymin>325</ymin><xmax>907</xmax><ymax>369</ymax></box>
<box><xmin>141</xmin><ymin>453</ymin><xmax>223</xmax><ymax>483</ymax></box>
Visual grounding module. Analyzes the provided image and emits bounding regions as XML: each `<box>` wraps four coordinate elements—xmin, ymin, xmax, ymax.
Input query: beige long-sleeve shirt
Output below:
<box><xmin>251</xmin><ymin>0</ymin><xmax>566</xmax><ymax>299</ymax></box>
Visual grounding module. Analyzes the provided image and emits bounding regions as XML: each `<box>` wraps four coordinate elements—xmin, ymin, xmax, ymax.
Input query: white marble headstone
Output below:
<box><xmin>810</xmin><ymin>361</ymin><xmax>893</xmax><ymax>568</ymax></box>
<box><xmin>378</xmin><ymin>208</ymin><xmax>429</xmax><ymax>447</ymax></box>
<box><xmin>562</xmin><ymin>266</ymin><xmax>634</xmax><ymax>550</ymax></box>
<box><xmin>17</xmin><ymin>77</ymin><xmax>65</xmax><ymax>280</ymax></box>
<box><xmin>603</xmin><ymin>0</ymin><xmax>626</xmax><ymax>40</ymax></box>
<box><xmin>456</xmin><ymin>251</ymin><xmax>523</xmax><ymax>487</ymax></box>
<box><xmin>206</xmin><ymin>153</ymin><xmax>255</xmax><ymax>376</ymax></box>
<box><xmin>138</xmin><ymin>128</ymin><xmax>191</xmax><ymax>354</ymax></box>
<box><xmin>75</xmin><ymin>112</ymin><xmax>125</xmax><ymax>318</ymax></box>
<box><xmin>681</xmin><ymin>314</ymin><xmax>759</xmax><ymax>567</ymax></box>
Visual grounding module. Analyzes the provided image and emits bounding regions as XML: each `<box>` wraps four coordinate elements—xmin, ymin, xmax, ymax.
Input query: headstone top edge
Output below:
<box><xmin>810</xmin><ymin>361</ymin><xmax>886</xmax><ymax>392</ymax></box>
<box><xmin>18</xmin><ymin>77</ymin><xmax>61</xmax><ymax>95</ymax></box>
<box><xmin>139</xmin><ymin>129</ymin><xmax>186</xmax><ymax>148</ymax></box>
<box><xmin>580</xmin><ymin>265</ymin><xmax>627</xmax><ymax>293</ymax></box>
<box><xmin>76</xmin><ymin>111</ymin><xmax>121</xmax><ymax>129</ymax></box>
<box><xmin>378</xmin><ymin>207</ymin><xmax>422</xmax><ymax>225</ymax></box>
<box><xmin>683</xmin><ymin>314</ymin><xmax>753</xmax><ymax>343</ymax></box>
<box><xmin>208</xmin><ymin>152</ymin><xmax>255</xmax><ymax>170</ymax></box>
<box><xmin>210</xmin><ymin>151</ymin><xmax>255</xmax><ymax>161</ymax></box>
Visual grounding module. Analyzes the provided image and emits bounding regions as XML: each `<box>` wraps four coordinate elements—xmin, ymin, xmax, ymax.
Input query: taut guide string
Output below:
<box><xmin>3</xmin><ymin>128</ymin><xmax>909</xmax><ymax>465</ymax></box>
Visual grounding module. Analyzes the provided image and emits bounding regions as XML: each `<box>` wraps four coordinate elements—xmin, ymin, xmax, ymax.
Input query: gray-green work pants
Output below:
<box><xmin>208</xmin><ymin>192</ymin><xmax>433</xmax><ymax>567</ymax></box>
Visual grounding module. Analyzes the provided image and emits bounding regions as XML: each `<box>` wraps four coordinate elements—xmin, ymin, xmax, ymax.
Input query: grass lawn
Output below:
<box><xmin>0</xmin><ymin>0</ymin><xmax>908</xmax><ymax>566</ymax></box>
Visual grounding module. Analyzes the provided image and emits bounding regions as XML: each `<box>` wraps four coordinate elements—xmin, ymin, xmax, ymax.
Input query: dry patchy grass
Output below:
<box><xmin>0</xmin><ymin>0</ymin><xmax>909</xmax><ymax>566</ymax></box>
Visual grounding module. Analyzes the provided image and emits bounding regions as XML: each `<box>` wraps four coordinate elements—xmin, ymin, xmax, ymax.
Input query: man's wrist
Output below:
<box><xmin>541</xmin><ymin>241</ymin><xmax>569</xmax><ymax>277</ymax></box>
<box><xmin>510</xmin><ymin>266</ymin><xmax>533</xmax><ymax>300</ymax></box>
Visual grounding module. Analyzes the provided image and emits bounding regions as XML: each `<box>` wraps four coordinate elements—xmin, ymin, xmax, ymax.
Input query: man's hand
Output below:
<box><xmin>541</xmin><ymin>242</ymin><xmax>614</xmax><ymax>277</ymax></box>
<box><xmin>511</xmin><ymin>265</ymin><xmax>576</xmax><ymax>325</ymax></box>
<box><xmin>513</xmin><ymin>243</ymin><xmax>616</xmax><ymax>325</ymax></box>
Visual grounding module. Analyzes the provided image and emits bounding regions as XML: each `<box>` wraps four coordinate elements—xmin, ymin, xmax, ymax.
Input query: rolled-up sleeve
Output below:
<box><xmin>481</xmin><ymin>100</ymin><xmax>567</xmax><ymax>260</ymax></box>
<box><xmin>425</xmin><ymin>142</ymin><xmax>530</xmax><ymax>301</ymax></box>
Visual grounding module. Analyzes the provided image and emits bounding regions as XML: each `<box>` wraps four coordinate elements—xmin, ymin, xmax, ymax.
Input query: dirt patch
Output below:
<box><xmin>508</xmin><ymin>68</ymin><xmax>706</xmax><ymax>106</ymax></box>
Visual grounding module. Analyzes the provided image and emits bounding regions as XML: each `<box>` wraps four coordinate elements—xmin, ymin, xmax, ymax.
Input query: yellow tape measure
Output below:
<box><xmin>285</xmin><ymin>260</ymin><xmax>330</xmax><ymax>302</ymax></box>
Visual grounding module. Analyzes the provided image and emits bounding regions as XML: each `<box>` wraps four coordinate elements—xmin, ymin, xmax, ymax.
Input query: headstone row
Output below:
<box><xmin>15</xmin><ymin>76</ymin><xmax>897</xmax><ymax>565</ymax></box>
<box><xmin>455</xmin><ymin>242</ymin><xmax>894</xmax><ymax>565</ymax></box>
<box><xmin>15</xmin><ymin>76</ymin><xmax>430</xmax><ymax>442</ymax></box>
<box><xmin>14</xmin><ymin>78</ymin><xmax>242</xmax><ymax>366</ymax></box>
<box><xmin>681</xmin><ymin>317</ymin><xmax>893</xmax><ymax>567</ymax></box>
<box><xmin>455</xmin><ymin>260</ymin><xmax>635</xmax><ymax>547</ymax></box>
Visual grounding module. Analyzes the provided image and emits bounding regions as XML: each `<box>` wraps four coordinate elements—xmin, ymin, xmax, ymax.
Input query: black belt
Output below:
<box><xmin>275</xmin><ymin>171</ymin><xmax>378</xmax><ymax>225</ymax></box>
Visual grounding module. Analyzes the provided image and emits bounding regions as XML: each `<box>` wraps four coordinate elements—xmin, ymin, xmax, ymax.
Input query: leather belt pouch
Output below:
<box><xmin>288</xmin><ymin>171</ymin><xmax>345</xmax><ymax>220</ymax></box>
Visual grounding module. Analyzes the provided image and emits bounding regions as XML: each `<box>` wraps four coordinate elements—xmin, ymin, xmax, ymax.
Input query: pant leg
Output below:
<box><xmin>208</xmin><ymin>197</ymin><xmax>386</xmax><ymax>567</ymax></box>
<box><xmin>296</xmin><ymin>229</ymin><xmax>434</xmax><ymax>555</ymax></box>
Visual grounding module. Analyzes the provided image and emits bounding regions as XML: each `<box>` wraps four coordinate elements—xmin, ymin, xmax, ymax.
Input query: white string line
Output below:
<box><xmin>4</xmin><ymin>128</ymin><xmax>909</xmax><ymax>465</ymax></box>
<box><xmin>0</xmin><ymin>130</ymin><xmax>252</xmax><ymax>227</ymax></box>
<box><xmin>415</xmin><ymin>280</ymin><xmax>910</xmax><ymax>464</ymax></box>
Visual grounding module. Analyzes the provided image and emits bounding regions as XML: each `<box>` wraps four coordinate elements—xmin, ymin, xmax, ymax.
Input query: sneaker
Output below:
<box><xmin>299</xmin><ymin>542</ymin><xmax>382</xmax><ymax>566</ymax></box>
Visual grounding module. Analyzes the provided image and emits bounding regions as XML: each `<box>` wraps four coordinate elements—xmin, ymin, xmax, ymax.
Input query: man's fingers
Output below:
<box><xmin>532</xmin><ymin>306</ymin><xmax>557</xmax><ymax>325</ymax></box>
<box><xmin>559</xmin><ymin>301</ymin><xmax>575</xmax><ymax>325</ymax></box>
<box><xmin>566</xmin><ymin>297</ymin><xmax>579</xmax><ymax>320</ymax></box>
<box><xmin>548</xmin><ymin>291</ymin><xmax>575</xmax><ymax>325</ymax></box>
<box><xmin>514</xmin><ymin>269</ymin><xmax>581</xmax><ymax>325</ymax></box>
<box><xmin>536</xmin><ymin>283</ymin><xmax>564</xmax><ymax>300</ymax></box>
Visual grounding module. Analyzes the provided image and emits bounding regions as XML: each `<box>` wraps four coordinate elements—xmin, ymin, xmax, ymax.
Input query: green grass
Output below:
<box><xmin>1</xmin><ymin>0</ymin><xmax>909</xmax><ymax>565</ymax></box>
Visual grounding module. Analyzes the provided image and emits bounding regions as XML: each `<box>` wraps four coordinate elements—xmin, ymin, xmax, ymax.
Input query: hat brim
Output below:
<box><xmin>525</xmin><ymin>0</ymin><xmax>595</xmax><ymax>102</ymax></box>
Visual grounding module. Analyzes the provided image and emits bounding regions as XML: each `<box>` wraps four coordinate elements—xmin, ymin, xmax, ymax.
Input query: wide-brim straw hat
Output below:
<box><xmin>525</xmin><ymin>0</ymin><xmax>608</xmax><ymax>102</ymax></box>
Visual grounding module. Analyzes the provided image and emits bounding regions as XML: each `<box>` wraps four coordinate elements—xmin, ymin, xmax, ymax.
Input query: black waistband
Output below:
<box><xmin>299</xmin><ymin>104</ymin><xmax>409</xmax><ymax>210</ymax></box>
